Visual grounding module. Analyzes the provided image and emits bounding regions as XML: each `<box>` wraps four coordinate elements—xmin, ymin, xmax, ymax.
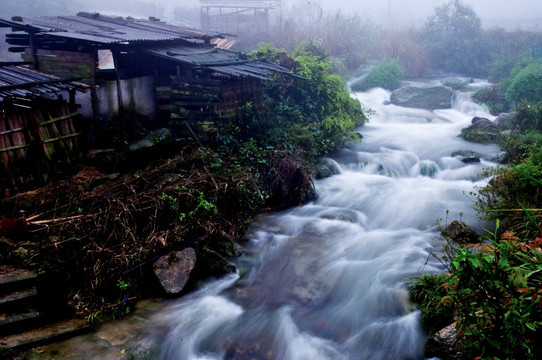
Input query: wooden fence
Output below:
<box><xmin>0</xmin><ymin>99</ymin><xmax>81</xmax><ymax>186</ymax></box>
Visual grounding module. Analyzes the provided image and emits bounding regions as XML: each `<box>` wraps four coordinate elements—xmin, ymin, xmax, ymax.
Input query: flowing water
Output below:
<box><xmin>144</xmin><ymin>80</ymin><xmax>502</xmax><ymax>360</ymax></box>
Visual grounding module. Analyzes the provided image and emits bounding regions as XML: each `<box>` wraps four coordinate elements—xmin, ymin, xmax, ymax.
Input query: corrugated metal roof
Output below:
<box><xmin>0</xmin><ymin>13</ymin><xmax>222</xmax><ymax>45</ymax></box>
<box><xmin>0</xmin><ymin>63</ymin><xmax>89</xmax><ymax>103</ymax></box>
<box><xmin>144</xmin><ymin>46</ymin><xmax>290</xmax><ymax>80</ymax></box>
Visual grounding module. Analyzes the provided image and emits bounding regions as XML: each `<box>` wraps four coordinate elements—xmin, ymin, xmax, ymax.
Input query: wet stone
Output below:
<box><xmin>152</xmin><ymin>248</ymin><xmax>196</xmax><ymax>295</ymax></box>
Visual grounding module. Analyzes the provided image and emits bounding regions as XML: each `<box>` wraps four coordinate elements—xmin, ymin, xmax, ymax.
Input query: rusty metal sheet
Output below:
<box><xmin>0</xmin><ymin>64</ymin><xmax>88</xmax><ymax>102</ymax></box>
<box><xmin>0</xmin><ymin>13</ymin><xmax>219</xmax><ymax>45</ymax></box>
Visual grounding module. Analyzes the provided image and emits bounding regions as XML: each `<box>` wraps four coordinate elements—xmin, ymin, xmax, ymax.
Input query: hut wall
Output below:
<box><xmin>22</xmin><ymin>48</ymin><xmax>95</xmax><ymax>82</ymax></box>
<box><xmin>96</xmin><ymin>75</ymin><xmax>157</xmax><ymax>123</ymax></box>
<box><xmin>0</xmin><ymin>99</ymin><xmax>81</xmax><ymax>186</ymax></box>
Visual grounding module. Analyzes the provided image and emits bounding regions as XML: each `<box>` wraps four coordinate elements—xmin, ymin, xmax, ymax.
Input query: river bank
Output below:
<box><xmin>6</xmin><ymin>75</ymin><xmax>507</xmax><ymax>360</ymax></box>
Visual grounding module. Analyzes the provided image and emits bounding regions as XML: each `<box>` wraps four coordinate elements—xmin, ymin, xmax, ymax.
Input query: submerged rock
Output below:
<box><xmin>451</xmin><ymin>150</ymin><xmax>481</xmax><ymax>163</ymax></box>
<box><xmin>315</xmin><ymin>157</ymin><xmax>341</xmax><ymax>179</ymax></box>
<box><xmin>460</xmin><ymin>117</ymin><xmax>498</xmax><ymax>143</ymax></box>
<box><xmin>493</xmin><ymin>112</ymin><xmax>516</xmax><ymax>130</ymax></box>
<box><xmin>390</xmin><ymin>86</ymin><xmax>453</xmax><ymax>109</ymax></box>
<box><xmin>153</xmin><ymin>247</ymin><xmax>196</xmax><ymax>295</ymax></box>
<box><xmin>441</xmin><ymin>220</ymin><xmax>479</xmax><ymax>244</ymax></box>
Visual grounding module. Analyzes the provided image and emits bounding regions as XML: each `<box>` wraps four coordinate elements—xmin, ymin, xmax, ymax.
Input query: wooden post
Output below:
<box><xmin>89</xmin><ymin>47</ymin><xmax>100</xmax><ymax>143</ymax></box>
<box><xmin>112</xmin><ymin>49</ymin><xmax>125</xmax><ymax>120</ymax></box>
<box><xmin>28</xmin><ymin>31</ymin><xmax>40</xmax><ymax>71</ymax></box>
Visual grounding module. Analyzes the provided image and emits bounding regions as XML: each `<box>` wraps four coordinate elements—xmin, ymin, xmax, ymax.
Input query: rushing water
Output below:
<box><xmin>145</xmin><ymin>80</ymin><xmax>502</xmax><ymax>360</ymax></box>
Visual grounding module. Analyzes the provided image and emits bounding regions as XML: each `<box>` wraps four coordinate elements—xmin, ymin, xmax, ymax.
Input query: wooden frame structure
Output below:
<box><xmin>200</xmin><ymin>0</ymin><xmax>282</xmax><ymax>35</ymax></box>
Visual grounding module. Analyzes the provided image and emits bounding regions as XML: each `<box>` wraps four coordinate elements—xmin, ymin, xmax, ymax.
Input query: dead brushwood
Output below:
<box><xmin>3</xmin><ymin>145</ymin><xmax>314</xmax><ymax>314</ymax></box>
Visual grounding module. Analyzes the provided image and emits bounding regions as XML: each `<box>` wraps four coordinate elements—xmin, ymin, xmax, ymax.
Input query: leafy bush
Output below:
<box><xmin>444</xmin><ymin>224</ymin><xmax>542</xmax><ymax>359</ymax></box>
<box><xmin>413</xmin><ymin>223</ymin><xmax>542</xmax><ymax>359</ymax></box>
<box><xmin>516</xmin><ymin>99</ymin><xmax>542</xmax><ymax>131</ymax></box>
<box><xmin>504</xmin><ymin>61</ymin><xmax>542</xmax><ymax>103</ymax></box>
<box><xmin>241</xmin><ymin>43</ymin><xmax>368</xmax><ymax>158</ymax></box>
<box><xmin>475</xmin><ymin>147</ymin><xmax>542</xmax><ymax>231</ymax></box>
<box><xmin>409</xmin><ymin>273</ymin><xmax>455</xmax><ymax>334</ymax></box>
<box><xmin>499</xmin><ymin>130</ymin><xmax>542</xmax><ymax>164</ymax></box>
<box><xmin>473</xmin><ymin>86</ymin><xmax>508</xmax><ymax>115</ymax></box>
<box><xmin>362</xmin><ymin>58</ymin><xmax>405</xmax><ymax>90</ymax></box>
<box><xmin>459</xmin><ymin>127</ymin><xmax>495</xmax><ymax>143</ymax></box>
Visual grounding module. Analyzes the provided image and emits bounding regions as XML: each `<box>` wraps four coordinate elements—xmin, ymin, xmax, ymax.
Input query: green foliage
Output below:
<box><xmin>244</xmin><ymin>43</ymin><xmax>368</xmax><ymax>158</ymax></box>
<box><xmin>413</xmin><ymin>222</ymin><xmax>542</xmax><ymax>359</ymax></box>
<box><xmin>516</xmin><ymin>100</ymin><xmax>542</xmax><ymax>132</ymax></box>
<box><xmin>459</xmin><ymin>127</ymin><xmax>495</xmax><ymax>144</ymax></box>
<box><xmin>504</xmin><ymin>61</ymin><xmax>542</xmax><ymax>103</ymax></box>
<box><xmin>445</xmin><ymin>224</ymin><xmax>542</xmax><ymax>359</ymax></box>
<box><xmin>442</xmin><ymin>80</ymin><xmax>469</xmax><ymax>90</ymax></box>
<box><xmin>475</xmin><ymin>147</ymin><xmax>542</xmax><ymax>235</ymax></box>
<box><xmin>362</xmin><ymin>59</ymin><xmax>405</xmax><ymax>91</ymax></box>
<box><xmin>473</xmin><ymin>86</ymin><xmax>508</xmax><ymax>115</ymax></box>
<box><xmin>499</xmin><ymin>130</ymin><xmax>542</xmax><ymax>164</ymax></box>
<box><xmin>409</xmin><ymin>273</ymin><xmax>455</xmax><ymax>334</ymax></box>
<box><xmin>422</xmin><ymin>0</ymin><xmax>486</xmax><ymax>75</ymax></box>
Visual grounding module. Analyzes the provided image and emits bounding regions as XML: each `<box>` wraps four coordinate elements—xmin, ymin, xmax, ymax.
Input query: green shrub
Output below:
<box><xmin>444</xmin><ymin>224</ymin><xmax>542</xmax><ymax>359</ymax></box>
<box><xmin>475</xmin><ymin>147</ymin><xmax>542</xmax><ymax>228</ymax></box>
<box><xmin>414</xmin><ymin>222</ymin><xmax>542</xmax><ymax>359</ymax></box>
<box><xmin>362</xmin><ymin>58</ymin><xmax>405</xmax><ymax>90</ymax></box>
<box><xmin>499</xmin><ymin>130</ymin><xmax>542</xmax><ymax>164</ymax></box>
<box><xmin>459</xmin><ymin>127</ymin><xmax>496</xmax><ymax>144</ymax></box>
<box><xmin>473</xmin><ymin>86</ymin><xmax>508</xmax><ymax>115</ymax></box>
<box><xmin>243</xmin><ymin>43</ymin><xmax>369</xmax><ymax>158</ymax></box>
<box><xmin>409</xmin><ymin>273</ymin><xmax>455</xmax><ymax>334</ymax></box>
<box><xmin>516</xmin><ymin>99</ymin><xmax>542</xmax><ymax>131</ymax></box>
<box><xmin>505</xmin><ymin>61</ymin><xmax>542</xmax><ymax>103</ymax></box>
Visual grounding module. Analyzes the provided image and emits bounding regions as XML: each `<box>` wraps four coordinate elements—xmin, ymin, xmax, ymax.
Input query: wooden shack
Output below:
<box><xmin>0</xmin><ymin>13</ymin><xmax>288</xmax><ymax>140</ymax></box>
<box><xmin>0</xmin><ymin>62</ymin><xmax>88</xmax><ymax>186</ymax></box>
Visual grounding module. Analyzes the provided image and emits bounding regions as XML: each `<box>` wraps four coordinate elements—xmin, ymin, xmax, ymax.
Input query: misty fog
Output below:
<box><xmin>2</xmin><ymin>0</ymin><xmax>541</xmax><ymax>30</ymax></box>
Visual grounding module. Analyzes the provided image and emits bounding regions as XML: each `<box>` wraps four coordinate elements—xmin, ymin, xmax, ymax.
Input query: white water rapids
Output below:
<box><xmin>145</xmin><ymin>80</ymin><xmax>502</xmax><ymax>360</ymax></box>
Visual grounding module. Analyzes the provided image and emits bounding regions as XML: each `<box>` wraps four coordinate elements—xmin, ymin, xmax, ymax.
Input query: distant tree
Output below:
<box><xmin>422</xmin><ymin>0</ymin><xmax>486</xmax><ymax>75</ymax></box>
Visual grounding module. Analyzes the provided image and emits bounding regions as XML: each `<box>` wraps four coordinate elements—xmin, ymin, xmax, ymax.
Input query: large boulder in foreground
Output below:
<box><xmin>390</xmin><ymin>86</ymin><xmax>453</xmax><ymax>109</ymax></box>
<box><xmin>153</xmin><ymin>247</ymin><xmax>197</xmax><ymax>295</ymax></box>
<box><xmin>425</xmin><ymin>322</ymin><xmax>466</xmax><ymax>360</ymax></box>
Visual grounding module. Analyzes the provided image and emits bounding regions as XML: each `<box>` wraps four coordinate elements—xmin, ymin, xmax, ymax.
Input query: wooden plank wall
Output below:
<box><xmin>0</xmin><ymin>100</ymin><xmax>80</xmax><ymax>186</ymax></box>
<box><xmin>169</xmin><ymin>74</ymin><xmax>263</xmax><ymax>134</ymax></box>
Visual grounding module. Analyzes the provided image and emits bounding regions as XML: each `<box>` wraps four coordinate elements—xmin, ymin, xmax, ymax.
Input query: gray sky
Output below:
<box><xmin>161</xmin><ymin>0</ymin><xmax>542</xmax><ymax>29</ymax></box>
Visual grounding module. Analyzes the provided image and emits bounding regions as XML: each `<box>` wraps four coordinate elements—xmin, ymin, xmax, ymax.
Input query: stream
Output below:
<box><xmin>26</xmin><ymin>78</ymin><xmax>502</xmax><ymax>359</ymax></box>
<box><xmin>141</xmin><ymin>79</ymin><xmax>501</xmax><ymax>360</ymax></box>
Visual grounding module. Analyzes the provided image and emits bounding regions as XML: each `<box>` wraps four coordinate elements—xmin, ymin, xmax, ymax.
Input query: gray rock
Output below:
<box><xmin>451</xmin><ymin>150</ymin><xmax>481</xmax><ymax>163</ymax></box>
<box><xmin>315</xmin><ymin>158</ymin><xmax>341</xmax><ymax>179</ymax></box>
<box><xmin>125</xmin><ymin>128</ymin><xmax>173</xmax><ymax>153</ymax></box>
<box><xmin>215</xmin><ymin>238</ymin><xmax>244</xmax><ymax>257</ymax></box>
<box><xmin>425</xmin><ymin>322</ymin><xmax>466</xmax><ymax>360</ymax></box>
<box><xmin>469</xmin><ymin>117</ymin><xmax>498</xmax><ymax>132</ymax></box>
<box><xmin>461</xmin><ymin>117</ymin><xmax>498</xmax><ymax>143</ymax></box>
<box><xmin>390</xmin><ymin>86</ymin><xmax>453</xmax><ymax>109</ymax></box>
<box><xmin>492</xmin><ymin>151</ymin><xmax>509</xmax><ymax>164</ymax></box>
<box><xmin>349</xmin><ymin>76</ymin><xmax>366</xmax><ymax>92</ymax></box>
<box><xmin>441</xmin><ymin>220</ymin><xmax>479</xmax><ymax>244</ymax></box>
<box><xmin>493</xmin><ymin>112</ymin><xmax>516</xmax><ymax>130</ymax></box>
<box><xmin>200</xmin><ymin>247</ymin><xmax>236</xmax><ymax>276</ymax></box>
<box><xmin>153</xmin><ymin>248</ymin><xmax>196</xmax><ymax>295</ymax></box>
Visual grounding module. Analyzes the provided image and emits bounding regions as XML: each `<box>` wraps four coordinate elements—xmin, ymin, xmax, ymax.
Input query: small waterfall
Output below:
<box><xmin>451</xmin><ymin>90</ymin><xmax>492</xmax><ymax>117</ymax></box>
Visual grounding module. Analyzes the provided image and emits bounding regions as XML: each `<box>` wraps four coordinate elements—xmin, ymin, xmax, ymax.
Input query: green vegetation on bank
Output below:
<box><xmin>362</xmin><ymin>59</ymin><xmax>405</xmax><ymax>91</ymax></box>
<box><xmin>224</xmin><ymin>42</ymin><xmax>368</xmax><ymax>159</ymax></box>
